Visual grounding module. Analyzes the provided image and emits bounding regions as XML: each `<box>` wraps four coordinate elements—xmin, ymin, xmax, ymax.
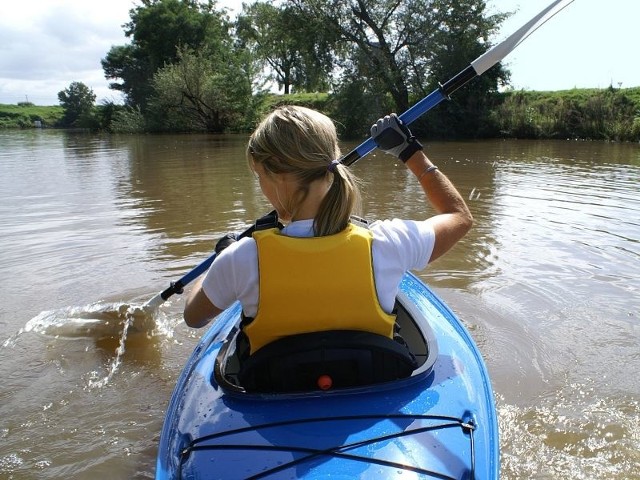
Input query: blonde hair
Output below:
<box><xmin>247</xmin><ymin>105</ymin><xmax>361</xmax><ymax>236</ymax></box>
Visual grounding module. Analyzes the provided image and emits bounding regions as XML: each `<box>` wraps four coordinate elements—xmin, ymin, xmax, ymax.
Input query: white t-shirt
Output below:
<box><xmin>202</xmin><ymin>218</ymin><xmax>435</xmax><ymax>317</ymax></box>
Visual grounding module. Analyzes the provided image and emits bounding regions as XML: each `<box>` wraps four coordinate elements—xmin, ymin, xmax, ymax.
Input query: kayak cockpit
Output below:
<box><xmin>214</xmin><ymin>291</ymin><xmax>438</xmax><ymax>395</ymax></box>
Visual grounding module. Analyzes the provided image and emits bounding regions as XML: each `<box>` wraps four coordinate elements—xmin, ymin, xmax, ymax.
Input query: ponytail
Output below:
<box><xmin>314</xmin><ymin>164</ymin><xmax>361</xmax><ymax>236</ymax></box>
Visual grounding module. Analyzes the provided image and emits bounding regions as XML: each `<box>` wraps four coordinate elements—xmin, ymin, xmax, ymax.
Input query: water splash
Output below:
<box><xmin>469</xmin><ymin>187</ymin><xmax>482</xmax><ymax>200</ymax></box>
<box><xmin>3</xmin><ymin>300</ymin><xmax>177</xmax><ymax>388</ymax></box>
<box><xmin>22</xmin><ymin>302</ymin><xmax>156</xmax><ymax>338</ymax></box>
<box><xmin>86</xmin><ymin>308</ymin><xmax>135</xmax><ymax>389</ymax></box>
<box><xmin>497</xmin><ymin>384</ymin><xmax>640</xmax><ymax>479</ymax></box>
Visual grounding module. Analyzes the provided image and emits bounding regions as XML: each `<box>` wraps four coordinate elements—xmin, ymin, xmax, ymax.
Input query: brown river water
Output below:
<box><xmin>0</xmin><ymin>129</ymin><xmax>638</xmax><ymax>479</ymax></box>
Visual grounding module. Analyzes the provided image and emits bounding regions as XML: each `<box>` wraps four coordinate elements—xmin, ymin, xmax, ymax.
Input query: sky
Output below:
<box><xmin>0</xmin><ymin>0</ymin><xmax>638</xmax><ymax>106</ymax></box>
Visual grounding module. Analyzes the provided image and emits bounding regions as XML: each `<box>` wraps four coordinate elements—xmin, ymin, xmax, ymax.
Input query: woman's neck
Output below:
<box><xmin>290</xmin><ymin>177</ymin><xmax>331</xmax><ymax>222</ymax></box>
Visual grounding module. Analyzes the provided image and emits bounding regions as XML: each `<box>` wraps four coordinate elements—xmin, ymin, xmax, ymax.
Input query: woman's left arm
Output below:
<box><xmin>184</xmin><ymin>277</ymin><xmax>223</xmax><ymax>328</ymax></box>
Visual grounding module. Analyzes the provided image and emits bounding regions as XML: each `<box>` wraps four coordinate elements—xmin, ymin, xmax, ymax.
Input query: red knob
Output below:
<box><xmin>317</xmin><ymin>374</ymin><xmax>333</xmax><ymax>390</ymax></box>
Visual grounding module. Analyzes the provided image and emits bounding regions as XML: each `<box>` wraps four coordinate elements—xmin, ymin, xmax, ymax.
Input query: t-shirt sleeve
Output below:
<box><xmin>371</xmin><ymin>218</ymin><xmax>435</xmax><ymax>272</ymax></box>
<box><xmin>200</xmin><ymin>238</ymin><xmax>258</xmax><ymax>312</ymax></box>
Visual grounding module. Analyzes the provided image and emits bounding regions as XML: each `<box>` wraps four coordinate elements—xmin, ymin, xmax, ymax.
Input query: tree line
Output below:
<box><xmin>50</xmin><ymin>0</ymin><xmax>639</xmax><ymax>141</ymax></box>
<box><xmin>81</xmin><ymin>0</ymin><xmax>508</xmax><ymax>137</ymax></box>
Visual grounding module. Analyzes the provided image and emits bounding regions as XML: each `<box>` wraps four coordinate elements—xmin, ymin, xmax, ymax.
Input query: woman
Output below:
<box><xmin>184</xmin><ymin>105</ymin><xmax>472</xmax><ymax>356</ymax></box>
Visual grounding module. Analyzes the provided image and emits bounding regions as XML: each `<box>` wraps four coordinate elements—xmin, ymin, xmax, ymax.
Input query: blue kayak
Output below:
<box><xmin>156</xmin><ymin>272</ymin><xmax>499</xmax><ymax>479</ymax></box>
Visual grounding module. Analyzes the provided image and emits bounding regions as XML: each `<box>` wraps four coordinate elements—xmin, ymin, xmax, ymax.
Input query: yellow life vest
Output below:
<box><xmin>244</xmin><ymin>223</ymin><xmax>396</xmax><ymax>354</ymax></box>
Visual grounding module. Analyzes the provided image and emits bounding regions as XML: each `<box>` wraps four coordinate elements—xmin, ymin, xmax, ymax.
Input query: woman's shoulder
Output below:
<box><xmin>370</xmin><ymin>218</ymin><xmax>435</xmax><ymax>270</ymax></box>
<box><xmin>369</xmin><ymin>218</ymin><xmax>434</xmax><ymax>248</ymax></box>
<box><xmin>370</xmin><ymin>218</ymin><xmax>433</xmax><ymax>238</ymax></box>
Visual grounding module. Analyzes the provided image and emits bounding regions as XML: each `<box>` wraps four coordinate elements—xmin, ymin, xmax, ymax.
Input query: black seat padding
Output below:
<box><xmin>238</xmin><ymin>330</ymin><xmax>418</xmax><ymax>393</ymax></box>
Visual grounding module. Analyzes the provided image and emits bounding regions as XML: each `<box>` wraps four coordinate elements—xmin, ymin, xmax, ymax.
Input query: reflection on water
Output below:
<box><xmin>0</xmin><ymin>130</ymin><xmax>639</xmax><ymax>478</ymax></box>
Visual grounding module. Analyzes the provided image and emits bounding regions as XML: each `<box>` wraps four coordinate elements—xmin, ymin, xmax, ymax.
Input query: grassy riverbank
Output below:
<box><xmin>2</xmin><ymin>86</ymin><xmax>639</xmax><ymax>141</ymax></box>
<box><xmin>0</xmin><ymin>103</ymin><xmax>64</xmax><ymax>128</ymax></box>
<box><xmin>490</xmin><ymin>87</ymin><xmax>640</xmax><ymax>142</ymax></box>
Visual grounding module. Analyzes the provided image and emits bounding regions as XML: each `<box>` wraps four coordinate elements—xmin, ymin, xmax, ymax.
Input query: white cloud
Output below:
<box><xmin>0</xmin><ymin>0</ymin><xmax>133</xmax><ymax>104</ymax></box>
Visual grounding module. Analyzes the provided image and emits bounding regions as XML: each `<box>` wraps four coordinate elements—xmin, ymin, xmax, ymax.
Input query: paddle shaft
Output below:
<box><xmin>341</xmin><ymin>0</ymin><xmax>573</xmax><ymax>167</ymax></box>
<box><xmin>144</xmin><ymin>211</ymin><xmax>279</xmax><ymax>308</ymax></box>
<box><xmin>145</xmin><ymin>0</ymin><xmax>573</xmax><ymax>308</ymax></box>
<box><xmin>144</xmin><ymin>255</ymin><xmax>217</xmax><ymax>309</ymax></box>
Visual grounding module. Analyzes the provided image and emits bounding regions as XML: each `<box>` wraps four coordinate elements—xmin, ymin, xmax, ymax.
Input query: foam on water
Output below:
<box><xmin>497</xmin><ymin>382</ymin><xmax>640</xmax><ymax>479</ymax></box>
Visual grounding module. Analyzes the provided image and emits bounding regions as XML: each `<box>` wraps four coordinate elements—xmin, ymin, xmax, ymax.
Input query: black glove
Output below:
<box><xmin>370</xmin><ymin>113</ymin><xmax>423</xmax><ymax>162</ymax></box>
<box><xmin>215</xmin><ymin>232</ymin><xmax>239</xmax><ymax>254</ymax></box>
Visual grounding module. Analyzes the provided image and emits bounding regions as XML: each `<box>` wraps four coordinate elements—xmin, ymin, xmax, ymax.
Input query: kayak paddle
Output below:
<box><xmin>143</xmin><ymin>0</ymin><xmax>574</xmax><ymax>311</ymax></box>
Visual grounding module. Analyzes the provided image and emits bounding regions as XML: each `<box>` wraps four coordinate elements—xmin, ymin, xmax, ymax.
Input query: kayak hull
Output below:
<box><xmin>156</xmin><ymin>273</ymin><xmax>499</xmax><ymax>479</ymax></box>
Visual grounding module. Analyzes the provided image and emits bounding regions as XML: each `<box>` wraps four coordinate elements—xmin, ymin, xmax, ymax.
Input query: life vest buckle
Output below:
<box><xmin>254</xmin><ymin>210</ymin><xmax>283</xmax><ymax>231</ymax></box>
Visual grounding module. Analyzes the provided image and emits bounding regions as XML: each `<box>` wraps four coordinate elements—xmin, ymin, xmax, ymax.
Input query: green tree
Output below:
<box><xmin>101</xmin><ymin>44</ymin><xmax>149</xmax><ymax>107</ymax></box>
<box><xmin>149</xmin><ymin>46</ymin><xmax>252</xmax><ymax>132</ymax></box>
<box><xmin>290</xmin><ymin>0</ymin><xmax>437</xmax><ymax>112</ymax></box>
<box><xmin>420</xmin><ymin>0</ymin><xmax>509</xmax><ymax>137</ymax></box>
<box><xmin>329</xmin><ymin>75</ymin><xmax>387</xmax><ymax>138</ymax></box>
<box><xmin>236</xmin><ymin>2</ymin><xmax>336</xmax><ymax>94</ymax></box>
<box><xmin>57</xmin><ymin>81</ymin><xmax>96</xmax><ymax>127</ymax></box>
<box><xmin>101</xmin><ymin>0</ymin><xmax>231</xmax><ymax>108</ymax></box>
<box><xmin>290</xmin><ymin>0</ymin><xmax>508</xmax><ymax>136</ymax></box>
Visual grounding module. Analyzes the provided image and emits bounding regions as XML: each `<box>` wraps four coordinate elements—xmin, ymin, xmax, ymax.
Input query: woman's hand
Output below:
<box><xmin>370</xmin><ymin>114</ymin><xmax>423</xmax><ymax>162</ymax></box>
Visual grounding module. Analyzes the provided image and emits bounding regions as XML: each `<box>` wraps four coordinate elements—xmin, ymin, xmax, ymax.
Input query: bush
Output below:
<box><xmin>110</xmin><ymin>106</ymin><xmax>147</xmax><ymax>133</ymax></box>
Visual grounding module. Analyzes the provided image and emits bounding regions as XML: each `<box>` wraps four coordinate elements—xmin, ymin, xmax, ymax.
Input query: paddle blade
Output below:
<box><xmin>471</xmin><ymin>0</ymin><xmax>575</xmax><ymax>75</ymax></box>
<box><xmin>143</xmin><ymin>293</ymin><xmax>166</xmax><ymax>312</ymax></box>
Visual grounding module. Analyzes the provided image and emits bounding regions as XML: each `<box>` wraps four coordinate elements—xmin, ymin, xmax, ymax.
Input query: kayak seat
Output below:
<box><xmin>237</xmin><ymin>330</ymin><xmax>418</xmax><ymax>393</ymax></box>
